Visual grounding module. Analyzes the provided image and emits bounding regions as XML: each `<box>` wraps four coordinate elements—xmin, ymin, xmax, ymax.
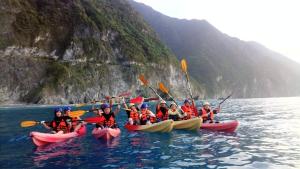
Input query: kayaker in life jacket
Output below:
<box><xmin>41</xmin><ymin>107</ymin><xmax>70</xmax><ymax>134</ymax></box>
<box><xmin>140</xmin><ymin>103</ymin><xmax>156</xmax><ymax>125</ymax></box>
<box><xmin>122</xmin><ymin>97</ymin><xmax>143</xmax><ymax>125</ymax></box>
<box><xmin>63</xmin><ymin>106</ymin><xmax>83</xmax><ymax>132</ymax></box>
<box><xmin>168</xmin><ymin>102</ymin><xmax>186</xmax><ymax>121</ymax></box>
<box><xmin>156</xmin><ymin>100</ymin><xmax>169</xmax><ymax>122</ymax></box>
<box><xmin>181</xmin><ymin>99</ymin><xmax>198</xmax><ymax>119</ymax></box>
<box><xmin>199</xmin><ymin>101</ymin><xmax>220</xmax><ymax>123</ymax></box>
<box><xmin>95</xmin><ymin>103</ymin><xmax>120</xmax><ymax>129</ymax></box>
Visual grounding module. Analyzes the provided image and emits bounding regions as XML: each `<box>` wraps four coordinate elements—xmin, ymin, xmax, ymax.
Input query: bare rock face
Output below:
<box><xmin>0</xmin><ymin>0</ymin><xmax>200</xmax><ymax>104</ymax></box>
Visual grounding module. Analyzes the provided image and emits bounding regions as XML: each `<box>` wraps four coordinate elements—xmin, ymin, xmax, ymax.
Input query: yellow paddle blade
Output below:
<box><xmin>139</xmin><ymin>74</ymin><xmax>149</xmax><ymax>86</ymax></box>
<box><xmin>20</xmin><ymin>121</ymin><xmax>38</xmax><ymax>127</ymax></box>
<box><xmin>181</xmin><ymin>59</ymin><xmax>187</xmax><ymax>73</ymax></box>
<box><xmin>69</xmin><ymin>110</ymin><xmax>86</xmax><ymax>118</ymax></box>
<box><xmin>75</xmin><ymin>103</ymin><xmax>86</xmax><ymax>107</ymax></box>
<box><xmin>158</xmin><ymin>82</ymin><xmax>169</xmax><ymax>94</ymax></box>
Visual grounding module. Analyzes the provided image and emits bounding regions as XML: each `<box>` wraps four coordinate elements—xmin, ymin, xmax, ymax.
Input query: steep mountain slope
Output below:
<box><xmin>129</xmin><ymin>0</ymin><xmax>300</xmax><ymax>98</ymax></box>
<box><xmin>0</xmin><ymin>0</ymin><xmax>198</xmax><ymax>104</ymax></box>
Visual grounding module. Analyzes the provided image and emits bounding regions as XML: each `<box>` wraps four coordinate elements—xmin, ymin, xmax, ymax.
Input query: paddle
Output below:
<box><xmin>129</xmin><ymin>96</ymin><xmax>144</xmax><ymax>104</ymax></box>
<box><xmin>158</xmin><ymin>82</ymin><xmax>178</xmax><ymax>105</ymax></box>
<box><xmin>69</xmin><ymin>110</ymin><xmax>88</xmax><ymax>118</ymax></box>
<box><xmin>20</xmin><ymin>117</ymin><xmax>104</xmax><ymax>128</ymax></box>
<box><xmin>139</xmin><ymin>74</ymin><xmax>164</xmax><ymax>101</ymax></box>
<box><xmin>219</xmin><ymin>93</ymin><xmax>232</xmax><ymax>105</ymax></box>
<box><xmin>158</xmin><ymin>82</ymin><xmax>186</xmax><ymax>115</ymax></box>
<box><xmin>181</xmin><ymin>59</ymin><xmax>193</xmax><ymax>99</ymax></box>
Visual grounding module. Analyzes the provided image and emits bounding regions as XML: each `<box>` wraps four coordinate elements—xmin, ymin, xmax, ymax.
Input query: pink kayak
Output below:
<box><xmin>201</xmin><ymin>120</ymin><xmax>239</xmax><ymax>132</ymax></box>
<box><xmin>30</xmin><ymin>125</ymin><xmax>86</xmax><ymax>146</ymax></box>
<box><xmin>92</xmin><ymin>128</ymin><xmax>121</xmax><ymax>140</ymax></box>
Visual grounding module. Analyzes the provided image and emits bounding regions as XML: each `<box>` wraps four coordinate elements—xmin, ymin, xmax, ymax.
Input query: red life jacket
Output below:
<box><xmin>201</xmin><ymin>108</ymin><xmax>214</xmax><ymax>121</ymax></box>
<box><xmin>181</xmin><ymin>105</ymin><xmax>198</xmax><ymax>119</ymax></box>
<box><xmin>141</xmin><ymin>110</ymin><xmax>156</xmax><ymax>123</ymax></box>
<box><xmin>130</xmin><ymin>111</ymin><xmax>139</xmax><ymax>121</ymax></box>
<box><xmin>156</xmin><ymin>110</ymin><xmax>168</xmax><ymax>121</ymax></box>
<box><xmin>97</xmin><ymin>115</ymin><xmax>116</xmax><ymax>128</ymax></box>
<box><xmin>52</xmin><ymin>119</ymin><xmax>69</xmax><ymax>133</ymax></box>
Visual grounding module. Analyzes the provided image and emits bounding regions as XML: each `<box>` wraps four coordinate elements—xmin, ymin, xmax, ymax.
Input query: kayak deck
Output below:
<box><xmin>92</xmin><ymin>128</ymin><xmax>121</xmax><ymax>140</ymax></box>
<box><xmin>30</xmin><ymin>125</ymin><xmax>86</xmax><ymax>146</ymax></box>
<box><xmin>125</xmin><ymin>119</ymin><xmax>173</xmax><ymax>132</ymax></box>
<box><xmin>173</xmin><ymin>117</ymin><xmax>202</xmax><ymax>130</ymax></box>
<box><xmin>201</xmin><ymin>120</ymin><xmax>238</xmax><ymax>132</ymax></box>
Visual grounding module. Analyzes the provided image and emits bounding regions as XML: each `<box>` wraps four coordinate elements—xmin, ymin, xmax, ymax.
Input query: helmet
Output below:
<box><xmin>160</xmin><ymin>100</ymin><xmax>167</xmax><ymax>104</ymax></box>
<box><xmin>203</xmin><ymin>101</ymin><xmax>210</xmax><ymax>106</ymax></box>
<box><xmin>129</xmin><ymin>103</ymin><xmax>135</xmax><ymax>107</ymax></box>
<box><xmin>141</xmin><ymin>103</ymin><xmax>149</xmax><ymax>109</ymax></box>
<box><xmin>184</xmin><ymin>99</ymin><xmax>190</xmax><ymax>103</ymax></box>
<box><xmin>54</xmin><ymin>107</ymin><xmax>63</xmax><ymax>113</ymax></box>
<box><xmin>64</xmin><ymin>106</ymin><xmax>71</xmax><ymax>112</ymax></box>
<box><xmin>101</xmin><ymin>103</ymin><xmax>110</xmax><ymax>109</ymax></box>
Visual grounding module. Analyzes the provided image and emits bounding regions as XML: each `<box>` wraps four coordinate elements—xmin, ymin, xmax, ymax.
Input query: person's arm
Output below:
<box><xmin>213</xmin><ymin>105</ymin><xmax>221</xmax><ymax>114</ymax></box>
<box><xmin>122</xmin><ymin>97</ymin><xmax>128</xmax><ymax>110</ymax></box>
<box><xmin>148</xmin><ymin>110</ymin><xmax>156</xmax><ymax>117</ymax></box>
<box><xmin>113</xmin><ymin>104</ymin><xmax>121</xmax><ymax>116</ymax></box>
<box><xmin>41</xmin><ymin>121</ymin><xmax>51</xmax><ymax>130</ymax></box>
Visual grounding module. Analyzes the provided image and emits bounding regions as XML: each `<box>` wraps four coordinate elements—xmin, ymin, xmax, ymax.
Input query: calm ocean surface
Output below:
<box><xmin>0</xmin><ymin>97</ymin><xmax>300</xmax><ymax>169</ymax></box>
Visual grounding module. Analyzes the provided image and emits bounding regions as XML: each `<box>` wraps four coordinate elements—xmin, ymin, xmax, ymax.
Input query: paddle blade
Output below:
<box><xmin>158</xmin><ymin>82</ymin><xmax>169</xmax><ymax>94</ymax></box>
<box><xmin>139</xmin><ymin>74</ymin><xmax>148</xmax><ymax>86</ymax></box>
<box><xmin>130</xmin><ymin>96</ymin><xmax>143</xmax><ymax>104</ymax></box>
<box><xmin>84</xmin><ymin>117</ymin><xmax>103</xmax><ymax>123</ymax></box>
<box><xmin>20</xmin><ymin>121</ymin><xmax>38</xmax><ymax>127</ymax></box>
<box><xmin>69</xmin><ymin>110</ymin><xmax>86</xmax><ymax>118</ymax></box>
<box><xmin>181</xmin><ymin>59</ymin><xmax>188</xmax><ymax>73</ymax></box>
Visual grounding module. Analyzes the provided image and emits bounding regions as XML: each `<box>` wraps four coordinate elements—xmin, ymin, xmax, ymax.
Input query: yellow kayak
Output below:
<box><xmin>125</xmin><ymin>119</ymin><xmax>173</xmax><ymax>132</ymax></box>
<box><xmin>173</xmin><ymin>117</ymin><xmax>202</xmax><ymax>130</ymax></box>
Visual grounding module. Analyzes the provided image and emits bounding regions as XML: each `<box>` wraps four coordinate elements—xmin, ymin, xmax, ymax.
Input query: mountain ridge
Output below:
<box><xmin>129</xmin><ymin>0</ymin><xmax>300</xmax><ymax>98</ymax></box>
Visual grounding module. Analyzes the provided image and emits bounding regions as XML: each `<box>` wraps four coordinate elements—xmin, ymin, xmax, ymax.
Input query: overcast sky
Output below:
<box><xmin>135</xmin><ymin>0</ymin><xmax>300</xmax><ymax>63</ymax></box>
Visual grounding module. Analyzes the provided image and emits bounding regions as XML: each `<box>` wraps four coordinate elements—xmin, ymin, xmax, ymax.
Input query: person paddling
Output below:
<box><xmin>41</xmin><ymin>107</ymin><xmax>70</xmax><ymax>134</ymax></box>
<box><xmin>199</xmin><ymin>101</ymin><xmax>220</xmax><ymax>123</ymax></box>
<box><xmin>95</xmin><ymin>103</ymin><xmax>120</xmax><ymax>129</ymax></box>
<box><xmin>140</xmin><ymin>103</ymin><xmax>156</xmax><ymax>125</ymax></box>
<box><xmin>181</xmin><ymin>99</ymin><xmax>198</xmax><ymax>119</ymax></box>
<box><xmin>156</xmin><ymin>100</ymin><xmax>169</xmax><ymax>122</ymax></box>
<box><xmin>63</xmin><ymin>106</ymin><xmax>83</xmax><ymax>132</ymax></box>
<box><xmin>123</xmin><ymin>97</ymin><xmax>143</xmax><ymax>125</ymax></box>
<box><xmin>168</xmin><ymin>102</ymin><xmax>186</xmax><ymax>121</ymax></box>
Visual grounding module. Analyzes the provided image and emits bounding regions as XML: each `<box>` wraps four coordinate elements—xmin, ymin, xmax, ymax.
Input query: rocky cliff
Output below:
<box><xmin>0</xmin><ymin>0</ymin><xmax>199</xmax><ymax>104</ymax></box>
<box><xmin>129</xmin><ymin>0</ymin><xmax>300</xmax><ymax>98</ymax></box>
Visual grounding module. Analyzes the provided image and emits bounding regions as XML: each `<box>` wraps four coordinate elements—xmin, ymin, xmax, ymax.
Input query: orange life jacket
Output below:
<box><xmin>181</xmin><ymin>105</ymin><xmax>198</xmax><ymax>119</ymax></box>
<box><xmin>130</xmin><ymin>111</ymin><xmax>140</xmax><ymax>121</ymax></box>
<box><xmin>156</xmin><ymin>110</ymin><xmax>168</xmax><ymax>121</ymax></box>
<box><xmin>201</xmin><ymin>108</ymin><xmax>214</xmax><ymax>121</ymax></box>
<box><xmin>52</xmin><ymin>119</ymin><xmax>69</xmax><ymax>133</ymax></box>
<box><xmin>96</xmin><ymin>114</ymin><xmax>116</xmax><ymax>128</ymax></box>
<box><xmin>141</xmin><ymin>110</ymin><xmax>156</xmax><ymax>123</ymax></box>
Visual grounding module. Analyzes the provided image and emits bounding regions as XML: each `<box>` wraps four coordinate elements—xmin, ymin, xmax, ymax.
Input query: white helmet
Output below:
<box><xmin>160</xmin><ymin>100</ymin><xmax>167</xmax><ymax>104</ymax></box>
<box><xmin>203</xmin><ymin>101</ymin><xmax>210</xmax><ymax>106</ymax></box>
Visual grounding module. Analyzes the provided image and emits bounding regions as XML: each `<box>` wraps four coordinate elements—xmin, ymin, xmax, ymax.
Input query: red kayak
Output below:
<box><xmin>201</xmin><ymin>120</ymin><xmax>238</xmax><ymax>132</ymax></box>
<box><xmin>92</xmin><ymin>128</ymin><xmax>121</xmax><ymax>140</ymax></box>
<box><xmin>30</xmin><ymin>125</ymin><xmax>86</xmax><ymax>146</ymax></box>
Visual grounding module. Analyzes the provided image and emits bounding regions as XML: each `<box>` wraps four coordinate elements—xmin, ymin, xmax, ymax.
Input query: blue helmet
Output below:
<box><xmin>184</xmin><ymin>99</ymin><xmax>190</xmax><ymax>103</ymax></box>
<box><xmin>141</xmin><ymin>103</ymin><xmax>149</xmax><ymax>109</ymax></box>
<box><xmin>64</xmin><ymin>106</ymin><xmax>71</xmax><ymax>112</ymax></box>
<box><xmin>54</xmin><ymin>107</ymin><xmax>63</xmax><ymax>113</ymax></box>
<box><xmin>101</xmin><ymin>103</ymin><xmax>110</xmax><ymax>109</ymax></box>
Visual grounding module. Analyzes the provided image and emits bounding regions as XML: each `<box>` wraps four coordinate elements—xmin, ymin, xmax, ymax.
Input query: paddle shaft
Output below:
<box><xmin>148</xmin><ymin>86</ymin><xmax>164</xmax><ymax>101</ymax></box>
<box><xmin>219</xmin><ymin>94</ymin><xmax>232</xmax><ymax>105</ymax></box>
